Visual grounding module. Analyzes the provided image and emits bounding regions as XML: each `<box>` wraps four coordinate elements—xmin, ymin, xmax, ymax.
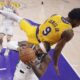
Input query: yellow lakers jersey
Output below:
<box><xmin>38</xmin><ymin>15</ymin><xmax>72</xmax><ymax>45</ymax></box>
<box><xmin>19</xmin><ymin>19</ymin><xmax>39</xmax><ymax>45</ymax></box>
<box><xmin>19</xmin><ymin>15</ymin><xmax>72</xmax><ymax>45</ymax></box>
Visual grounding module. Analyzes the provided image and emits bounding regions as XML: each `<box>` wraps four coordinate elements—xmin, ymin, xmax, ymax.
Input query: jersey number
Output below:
<box><xmin>43</xmin><ymin>27</ymin><xmax>51</xmax><ymax>35</ymax></box>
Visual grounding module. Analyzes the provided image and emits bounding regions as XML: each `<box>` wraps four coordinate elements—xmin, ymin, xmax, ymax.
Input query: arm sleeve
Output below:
<box><xmin>0</xmin><ymin>10</ymin><xmax>22</xmax><ymax>22</ymax></box>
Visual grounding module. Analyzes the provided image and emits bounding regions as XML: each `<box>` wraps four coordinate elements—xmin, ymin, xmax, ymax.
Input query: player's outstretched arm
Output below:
<box><xmin>0</xmin><ymin>10</ymin><xmax>22</xmax><ymax>22</ymax></box>
<box><xmin>53</xmin><ymin>29</ymin><xmax>74</xmax><ymax>75</ymax></box>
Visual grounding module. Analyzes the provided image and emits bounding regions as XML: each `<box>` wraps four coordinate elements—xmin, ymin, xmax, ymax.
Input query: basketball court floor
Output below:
<box><xmin>0</xmin><ymin>0</ymin><xmax>80</xmax><ymax>80</ymax></box>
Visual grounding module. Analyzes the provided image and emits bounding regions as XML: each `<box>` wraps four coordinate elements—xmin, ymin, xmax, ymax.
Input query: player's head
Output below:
<box><xmin>18</xmin><ymin>41</ymin><xmax>29</xmax><ymax>53</ymax></box>
<box><xmin>68</xmin><ymin>8</ymin><xmax>80</xmax><ymax>28</ymax></box>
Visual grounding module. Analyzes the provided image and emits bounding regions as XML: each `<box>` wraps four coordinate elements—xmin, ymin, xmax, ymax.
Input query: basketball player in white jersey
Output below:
<box><xmin>0</xmin><ymin>0</ymin><xmax>18</xmax><ymax>55</ymax></box>
<box><xmin>7</xmin><ymin>41</ymin><xmax>39</xmax><ymax>80</ymax></box>
<box><xmin>7</xmin><ymin>41</ymin><xmax>50</xmax><ymax>80</ymax></box>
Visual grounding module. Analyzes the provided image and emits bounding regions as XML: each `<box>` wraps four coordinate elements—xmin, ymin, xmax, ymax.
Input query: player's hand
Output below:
<box><xmin>54</xmin><ymin>65</ymin><xmax>60</xmax><ymax>76</ymax></box>
<box><xmin>27</xmin><ymin>61</ymin><xmax>36</xmax><ymax>68</ymax></box>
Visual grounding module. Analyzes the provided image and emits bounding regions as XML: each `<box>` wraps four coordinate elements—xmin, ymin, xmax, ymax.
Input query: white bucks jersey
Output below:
<box><xmin>2</xmin><ymin>6</ymin><xmax>15</xmax><ymax>25</ymax></box>
<box><xmin>3</xmin><ymin>6</ymin><xmax>14</xmax><ymax>12</ymax></box>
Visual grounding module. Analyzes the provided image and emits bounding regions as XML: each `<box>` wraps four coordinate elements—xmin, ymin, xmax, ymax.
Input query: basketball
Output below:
<box><xmin>19</xmin><ymin>48</ymin><xmax>36</xmax><ymax>64</ymax></box>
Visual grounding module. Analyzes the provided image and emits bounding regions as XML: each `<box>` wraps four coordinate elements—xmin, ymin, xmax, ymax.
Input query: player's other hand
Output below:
<box><xmin>27</xmin><ymin>61</ymin><xmax>36</xmax><ymax>68</ymax></box>
<box><xmin>54</xmin><ymin>65</ymin><xmax>60</xmax><ymax>76</ymax></box>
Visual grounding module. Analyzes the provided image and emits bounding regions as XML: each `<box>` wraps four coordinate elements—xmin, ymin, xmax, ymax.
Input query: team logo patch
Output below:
<box><xmin>61</xmin><ymin>17</ymin><xmax>69</xmax><ymax>24</ymax></box>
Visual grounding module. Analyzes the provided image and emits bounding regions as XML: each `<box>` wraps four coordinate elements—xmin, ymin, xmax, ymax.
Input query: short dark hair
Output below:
<box><xmin>68</xmin><ymin>8</ymin><xmax>80</xmax><ymax>20</ymax></box>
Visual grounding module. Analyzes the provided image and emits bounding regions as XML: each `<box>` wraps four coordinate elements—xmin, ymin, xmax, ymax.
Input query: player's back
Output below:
<box><xmin>38</xmin><ymin>15</ymin><xmax>72</xmax><ymax>45</ymax></box>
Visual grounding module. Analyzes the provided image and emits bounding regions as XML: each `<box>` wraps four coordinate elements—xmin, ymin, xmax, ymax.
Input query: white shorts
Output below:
<box><xmin>13</xmin><ymin>61</ymin><xmax>39</xmax><ymax>80</ymax></box>
<box><xmin>0</xmin><ymin>24</ymin><xmax>13</xmax><ymax>35</ymax></box>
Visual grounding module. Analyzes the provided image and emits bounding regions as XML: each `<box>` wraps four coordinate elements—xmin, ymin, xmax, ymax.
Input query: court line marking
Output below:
<box><xmin>0</xmin><ymin>68</ymin><xmax>7</xmax><ymax>70</ymax></box>
<box><xmin>62</xmin><ymin>53</ymin><xmax>80</xmax><ymax>78</ymax></box>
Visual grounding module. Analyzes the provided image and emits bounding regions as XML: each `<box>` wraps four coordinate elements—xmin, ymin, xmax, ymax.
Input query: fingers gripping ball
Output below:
<box><xmin>19</xmin><ymin>48</ymin><xmax>36</xmax><ymax>64</ymax></box>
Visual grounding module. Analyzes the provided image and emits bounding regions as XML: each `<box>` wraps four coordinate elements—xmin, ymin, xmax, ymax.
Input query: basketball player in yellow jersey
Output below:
<box><xmin>19</xmin><ymin>15</ymin><xmax>72</xmax><ymax>45</ymax></box>
<box><xmin>0</xmin><ymin>8</ymin><xmax>80</xmax><ymax>75</ymax></box>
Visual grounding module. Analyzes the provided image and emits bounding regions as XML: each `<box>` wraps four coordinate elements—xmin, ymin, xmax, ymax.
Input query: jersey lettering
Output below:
<box><xmin>49</xmin><ymin>20</ymin><xmax>58</xmax><ymax>27</ymax></box>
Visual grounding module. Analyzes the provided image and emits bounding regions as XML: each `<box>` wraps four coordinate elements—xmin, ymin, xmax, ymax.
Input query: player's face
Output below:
<box><xmin>18</xmin><ymin>42</ymin><xmax>33</xmax><ymax>54</ymax></box>
<box><xmin>72</xmin><ymin>20</ymin><xmax>80</xmax><ymax>28</ymax></box>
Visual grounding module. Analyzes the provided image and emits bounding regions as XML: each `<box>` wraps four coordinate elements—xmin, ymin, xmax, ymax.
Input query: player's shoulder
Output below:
<box><xmin>61</xmin><ymin>29</ymin><xmax>74</xmax><ymax>42</ymax></box>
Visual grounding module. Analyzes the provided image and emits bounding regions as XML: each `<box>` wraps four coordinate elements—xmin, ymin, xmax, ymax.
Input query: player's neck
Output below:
<box><xmin>66</xmin><ymin>17</ymin><xmax>73</xmax><ymax>28</ymax></box>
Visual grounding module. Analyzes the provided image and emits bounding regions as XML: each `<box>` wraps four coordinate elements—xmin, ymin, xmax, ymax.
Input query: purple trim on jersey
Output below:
<box><xmin>61</xmin><ymin>17</ymin><xmax>70</xmax><ymax>24</ymax></box>
<box><xmin>36</xmin><ymin>26</ymin><xmax>41</xmax><ymax>43</ymax></box>
<box><xmin>24</xmin><ymin>18</ymin><xmax>41</xmax><ymax>42</ymax></box>
<box><xmin>24</xmin><ymin>18</ymin><xmax>40</xmax><ymax>27</ymax></box>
